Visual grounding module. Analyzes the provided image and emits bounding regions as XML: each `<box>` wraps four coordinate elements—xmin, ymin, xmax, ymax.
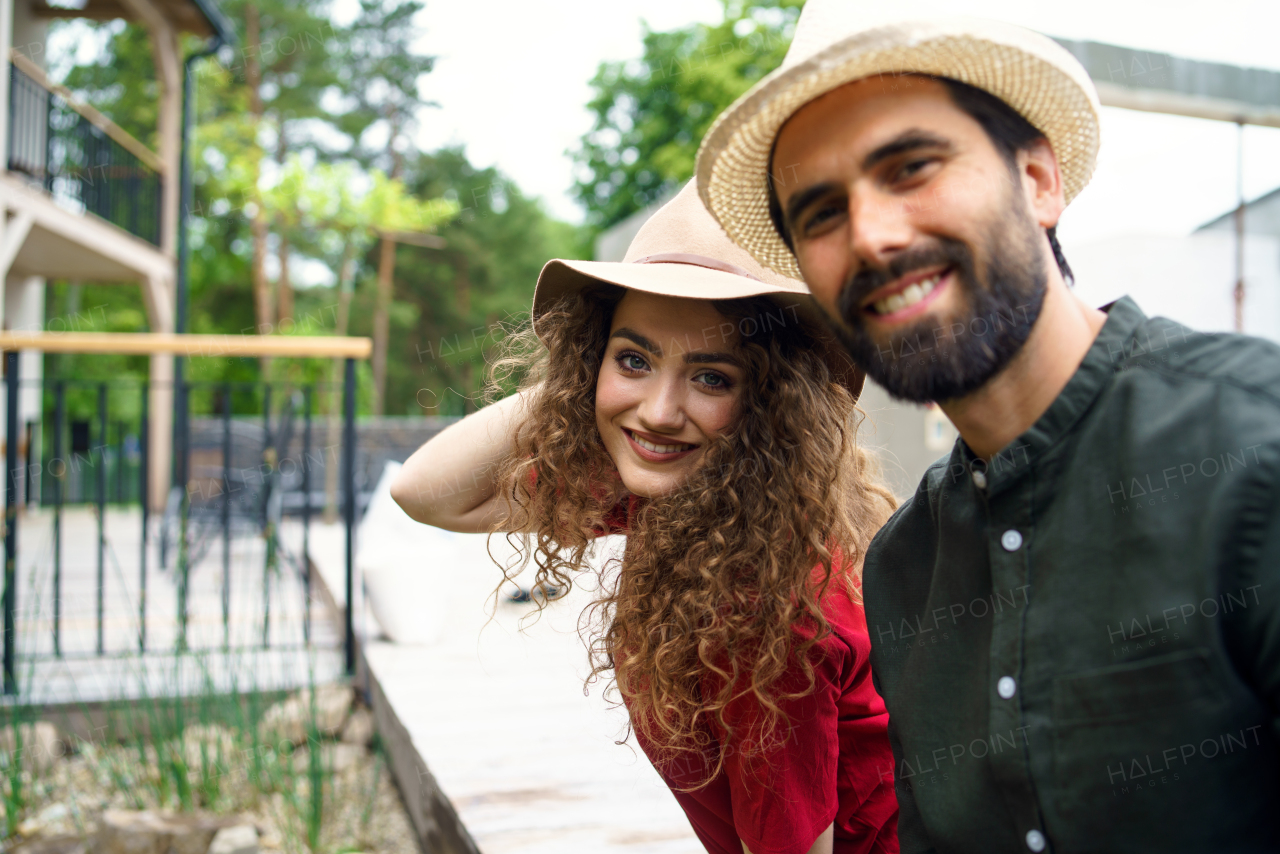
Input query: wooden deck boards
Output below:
<box><xmin>307</xmin><ymin>509</ymin><xmax>701</xmax><ymax>854</ymax></box>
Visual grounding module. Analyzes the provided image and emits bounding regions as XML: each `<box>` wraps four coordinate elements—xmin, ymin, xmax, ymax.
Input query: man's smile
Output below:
<box><xmin>858</xmin><ymin>266</ymin><xmax>954</xmax><ymax>323</ymax></box>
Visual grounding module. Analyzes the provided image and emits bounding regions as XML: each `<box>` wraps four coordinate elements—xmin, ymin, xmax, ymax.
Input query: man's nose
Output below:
<box><xmin>849</xmin><ymin>188</ymin><xmax>913</xmax><ymax>268</ymax></box>
<box><xmin>636</xmin><ymin>377</ymin><xmax>685</xmax><ymax>430</ymax></box>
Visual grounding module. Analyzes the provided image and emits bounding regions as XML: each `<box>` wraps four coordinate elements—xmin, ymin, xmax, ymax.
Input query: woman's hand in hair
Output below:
<box><xmin>390</xmin><ymin>389</ymin><xmax>536</xmax><ymax>533</ymax></box>
<box><xmin>741</xmin><ymin>823</ymin><xmax>833</xmax><ymax>854</ymax></box>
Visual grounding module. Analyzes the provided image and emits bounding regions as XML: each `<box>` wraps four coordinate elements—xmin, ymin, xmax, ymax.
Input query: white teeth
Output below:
<box><xmin>872</xmin><ymin>272</ymin><xmax>943</xmax><ymax>315</ymax></box>
<box><xmin>630</xmin><ymin>432</ymin><xmax>694</xmax><ymax>454</ymax></box>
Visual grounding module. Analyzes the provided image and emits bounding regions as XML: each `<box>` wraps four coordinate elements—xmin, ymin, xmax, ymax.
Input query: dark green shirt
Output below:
<box><xmin>863</xmin><ymin>297</ymin><xmax>1280</xmax><ymax>854</ymax></box>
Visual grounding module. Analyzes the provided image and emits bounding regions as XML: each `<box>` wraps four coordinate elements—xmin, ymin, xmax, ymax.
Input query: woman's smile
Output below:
<box><xmin>623</xmin><ymin>427</ymin><xmax>700</xmax><ymax>461</ymax></box>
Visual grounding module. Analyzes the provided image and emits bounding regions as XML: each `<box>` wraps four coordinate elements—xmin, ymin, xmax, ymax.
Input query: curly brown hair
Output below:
<box><xmin>487</xmin><ymin>284</ymin><xmax>897</xmax><ymax>789</ymax></box>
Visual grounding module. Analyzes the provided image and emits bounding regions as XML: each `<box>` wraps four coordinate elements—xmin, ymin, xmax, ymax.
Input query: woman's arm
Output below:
<box><xmin>390</xmin><ymin>390</ymin><xmax>533</xmax><ymax>533</ymax></box>
<box><xmin>742</xmin><ymin>823</ymin><xmax>833</xmax><ymax>854</ymax></box>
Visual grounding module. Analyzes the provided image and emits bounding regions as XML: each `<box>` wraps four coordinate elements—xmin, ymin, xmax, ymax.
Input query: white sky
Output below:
<box><xmin>394</xmin><ymin>0</ymin><xmax>1280</xmax><ymax>256</ymax></box>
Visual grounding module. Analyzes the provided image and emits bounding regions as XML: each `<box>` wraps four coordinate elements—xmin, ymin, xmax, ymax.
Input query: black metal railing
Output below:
<box><xmin>0</xmin><ymin>359</ymin><xmax>367</xmax><ymax>694</ymax></box>
<box><xmin>7</xmin><ymin>62</ymin><xmax>162</xmax><ymax>246</ymax></box>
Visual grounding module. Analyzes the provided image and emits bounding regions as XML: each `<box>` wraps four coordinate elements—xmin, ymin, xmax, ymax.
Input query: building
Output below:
<box><xmin>1</xmin><ymin>0</ymin><xmax>233</xmax><ymax>506</ymax></box>
<box><xmin>1066</xmin><ymin>187</ymin><xmax>1280</xmax><ymax>347</ymax></box>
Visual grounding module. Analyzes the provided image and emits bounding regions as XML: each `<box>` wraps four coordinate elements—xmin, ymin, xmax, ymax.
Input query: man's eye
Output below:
<box><xmin>802</xmin><ymin>203</ymin><xmax>842</xmax><ymax>234</ymax></box>
<box><xmin>897</xmin><ymin>159</ymin><xmax>934</xmax><ymax>181</ymax></box>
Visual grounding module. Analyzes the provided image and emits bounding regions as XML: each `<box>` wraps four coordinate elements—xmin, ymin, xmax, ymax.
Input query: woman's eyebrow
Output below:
<box><xmin>686</xmin><ymin>351</ymin><xmax>742</xmax><ymax>368</ymax></box>
<box><xmin>611</xmin><ymin>328</ymin><xmax>662</xmax><ymax>356</ymax></box>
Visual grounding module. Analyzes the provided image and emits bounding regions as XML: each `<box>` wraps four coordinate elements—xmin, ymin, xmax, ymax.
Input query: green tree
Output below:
<box><xmin>43</xmin><ymin>4</ymin><xmax>585</xmax><ymax>422</ymax></box>
<box><xmin>59</xmin><ymin>22</ymin><xmax>164</xmax><ymax>150</ymax></box>
<box><xmin>373</xmin><ymin>147</ymin><xmax>587</xmax><ymax>416</ymax></box>
<box><xmin>219</xmin><ymin>0</ymin><xmax>347</xmax><ymax>330</ymax></box>
<box><xmin>333</xmin><ymin>0</ymin><xmax>435</xmax><ymax>176</ymax></box>
<box><xmin>572</xmin><ymin>0</ymin><xmax>800</xmax><ymax>229</ymax></box>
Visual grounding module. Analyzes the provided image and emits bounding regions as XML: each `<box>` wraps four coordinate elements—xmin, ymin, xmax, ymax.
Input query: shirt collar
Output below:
<box><xmin>954</xmin><ymin>296</ymin><xmax>1148</xmax><ymax>495</ymax></box>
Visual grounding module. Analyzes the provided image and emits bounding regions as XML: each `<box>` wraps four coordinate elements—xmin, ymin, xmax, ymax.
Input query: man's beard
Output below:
<box><xmin>828</xmin><ymin>205</ymin><xmax>1049</xmax><ymax>403</ymax></box>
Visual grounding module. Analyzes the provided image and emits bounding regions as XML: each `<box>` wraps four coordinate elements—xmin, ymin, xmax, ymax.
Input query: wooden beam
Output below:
<box><xmin>29</xmin><ymin>0</ymin><xmax>214</xmax><ymax>37</ymax></box>
<box><xmin>148</xmin><ymin>20</ymin><xmax>182</xmax><ymax>256</ymax></box>
<box><xmin>140</xmin><ymin>272</ymin><xmax>175</xmax><ymax>334</ymax></box>
<box><xmin>1</xmin><ymin>173</ymin><xmax>173</xmax><ymax>282</ymax></box>
<box><xmin>0</xmin><ymin>211</ymin><xmax>34</xmax><ymax>280</ymax></box>
<box><xmin>0</xmin><ymin>332</ymin><xmax>373</xmax><ymax>359</ymax></box>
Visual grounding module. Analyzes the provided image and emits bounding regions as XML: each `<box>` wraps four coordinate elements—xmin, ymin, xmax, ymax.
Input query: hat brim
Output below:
<box><xmin>696</xmin><ymin>19</ymin><xmax>1101</xmax><ymax>280</ymax></box>
<box><xmin>532</xmin><ymin>258</ymin><xmax>865</xmax><ymax>401</ymax></box>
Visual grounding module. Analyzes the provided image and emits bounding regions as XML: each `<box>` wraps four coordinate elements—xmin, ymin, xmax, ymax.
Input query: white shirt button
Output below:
<box><xmin>971</xmin><ymin>470</ymin><xmax>987</xmax><ymax>489</ymax></box>
<box><xmin>997</xmin><ymin>676</ymin><xmax>1017</xmax><ymax>699</ymax></box>
<box><xmin>1001</xmin><ymin>529</ymin><xmax>1023</xmax><ymax>551</ymax></box>
<box><xmin>1025</xmin><ymin>829</ymin><xmax>1046</xmax><ymax>852</ymax></box>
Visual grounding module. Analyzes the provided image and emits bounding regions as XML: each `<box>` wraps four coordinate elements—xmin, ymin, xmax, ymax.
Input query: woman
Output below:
<box><xmin>391</xmin><ymin>182</ymin><xmax>900</xmax><ymax>854</ymax></box>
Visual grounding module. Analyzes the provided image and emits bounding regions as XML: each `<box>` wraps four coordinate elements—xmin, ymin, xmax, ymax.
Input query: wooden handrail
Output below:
<box><xmin>8</xmin><ymin>50</ymin><xmax>166</xmax><ymax>175</ymax></box>
<box><xmin>0</xmin><ymin>332</ymin><xmax>372</xmax><ymax>359</ymax></box>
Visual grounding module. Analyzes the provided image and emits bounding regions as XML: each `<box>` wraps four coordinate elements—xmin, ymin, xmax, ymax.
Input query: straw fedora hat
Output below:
<box><xmin>533</xmin><ymin>180</ymin><xmax>865</xmax><ymax>397</ymax></box>
<box><xmin>694</xmin><ymin>2</ymin><xmax>1102</xmax><ymax>280</ymax></box>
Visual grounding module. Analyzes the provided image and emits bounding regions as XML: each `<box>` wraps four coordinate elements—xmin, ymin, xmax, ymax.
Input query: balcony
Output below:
<box><xmin>7</xmin><ymin>57</ymin><xmax>163</xmax><ymax>246</ymax></box>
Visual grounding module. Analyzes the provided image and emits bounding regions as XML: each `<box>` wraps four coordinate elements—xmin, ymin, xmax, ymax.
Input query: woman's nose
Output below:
<box><xmin>636</xmin><ymin>377</ymin><xmax>685</xmax><ymax>430</ymax></box>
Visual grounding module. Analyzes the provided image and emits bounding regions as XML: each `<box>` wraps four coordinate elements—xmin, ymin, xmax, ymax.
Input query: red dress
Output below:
<box><xmin>597</xmin><ymin>502</ymin><xmax>899</xmax><ymax>854</ymax></box>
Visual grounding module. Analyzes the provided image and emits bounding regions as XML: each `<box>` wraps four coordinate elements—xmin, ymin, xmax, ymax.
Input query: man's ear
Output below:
<box><xmin>1018</xmin><ymin>138</ymin><xmax>1065</xmax><ymax>230</ymax></box>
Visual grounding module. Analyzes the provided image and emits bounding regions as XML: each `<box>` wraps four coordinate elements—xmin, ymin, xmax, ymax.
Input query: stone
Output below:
<box><xmin>0</xmin><ymin>721</ymin><xmax>66</xmax><ymax>773</ymax></box>
<box><xmin>206</xmin><ymin>826</ymin><xmax>257</xmax><ymax>854</ymax></box>
<box><xmin>38</xmin><ymin>803</ymin><xmax>71</xmax><ymax>824</ymax></box>
<box><xmin>95</xmin><ymin>809</ymin><xmax>177</xmax><ymax>854</ymax></box>
<box><xmin>93</xmin><ymin>810</ymin><xmax>234</xmax><ymax>854</ymax></box>
<box><xmin>340</xmin><ymin>707</ymin><xmax>375</xmax><ymax>747</ymax></box>
<box><xmin>10</xmin><ymin>834</ymin><xmax>88</xmax><ymax>854</ymax></box>
<box><xmin>259</xmin><ymin>684</ymin><xmax>352</xmax><ymax>745</ymax></box>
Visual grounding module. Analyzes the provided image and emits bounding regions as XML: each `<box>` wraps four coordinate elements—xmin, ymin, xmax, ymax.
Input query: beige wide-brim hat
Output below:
<box><xmin>695</xmin><ymin>3</ymin><xmax>1102</xmax><ymax>280</ymax></box>
<box><xmin>533</xmin><ymin>180</ymin><xmax>865</xmax><ymax>398</ymax></box>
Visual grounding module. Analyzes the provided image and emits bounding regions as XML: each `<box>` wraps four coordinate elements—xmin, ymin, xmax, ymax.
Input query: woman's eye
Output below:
<box><xmin>617</xmin><ymin>353</ymin><xmax>648</xmax><ymax>372</ymax></box>
<box><xmin>695</xmin><ymin>371</ymin><xmax>727</xmax><ymax>388</ymax></box>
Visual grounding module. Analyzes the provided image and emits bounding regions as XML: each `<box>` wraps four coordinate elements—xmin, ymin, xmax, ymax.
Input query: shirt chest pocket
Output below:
<box><xmin>1051</xmin><ymin>647</ymin><xmax>1226</xmax><ymax>726</ymax></box>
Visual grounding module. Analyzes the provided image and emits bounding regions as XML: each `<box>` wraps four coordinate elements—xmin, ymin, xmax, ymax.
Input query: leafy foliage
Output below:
<box><xmin>572</xmin><ymin>0</ymin><xmax>800</xmax><ymax>229</ymax></box>
<box><xmin>42</xmin><ymin>2</ymin><xmax>585</xmax><ymax>417</ymax></box>
<box><xmin>366</xmin><ymin>147</ymin><xmax>586</xmax><ymax>415</ymax></box>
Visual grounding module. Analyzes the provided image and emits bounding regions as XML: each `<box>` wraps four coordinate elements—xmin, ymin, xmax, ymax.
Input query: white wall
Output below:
<box><xmin>1068</xmin><ymin>232</ymin><xmax>1280</xmax><ymax>343</ymax></box>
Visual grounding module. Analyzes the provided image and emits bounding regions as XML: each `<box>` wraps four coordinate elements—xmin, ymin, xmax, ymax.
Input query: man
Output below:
<box><xmin>695</xmin><ymin>4</ymin><xmax>1280</xmax><ymax>853</ymax></box>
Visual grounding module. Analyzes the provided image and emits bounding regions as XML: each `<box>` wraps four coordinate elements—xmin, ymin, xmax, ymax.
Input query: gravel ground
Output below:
<box><xmin>2</xmin><ymin>723</ymin><xmax>419</xmax><ymax>854</ymax></box>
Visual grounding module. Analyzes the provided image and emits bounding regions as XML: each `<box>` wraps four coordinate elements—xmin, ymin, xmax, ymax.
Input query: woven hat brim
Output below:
<box><xmin>696</xmin><ymin>23</ymin><xmax>1101</xmax><ymax>280</ymax></box>
<box><xmin>532</xmin><ymin>258</ymin><xmax>865</xmax><ymax>400</ymax></box>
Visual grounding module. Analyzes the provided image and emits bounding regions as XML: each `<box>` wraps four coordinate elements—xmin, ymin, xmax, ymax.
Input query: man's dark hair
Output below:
<box><xmin>768</xmin><ymin>75</ymin><xmax>1073</xmax><ymax>284</ymax></box>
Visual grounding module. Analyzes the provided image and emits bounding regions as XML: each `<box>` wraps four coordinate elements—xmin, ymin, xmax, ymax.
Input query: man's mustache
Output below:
<box><xmin>836</xmin><ymin>241</ymin><xmax>969</xmax><ymax>325</ymax></box>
